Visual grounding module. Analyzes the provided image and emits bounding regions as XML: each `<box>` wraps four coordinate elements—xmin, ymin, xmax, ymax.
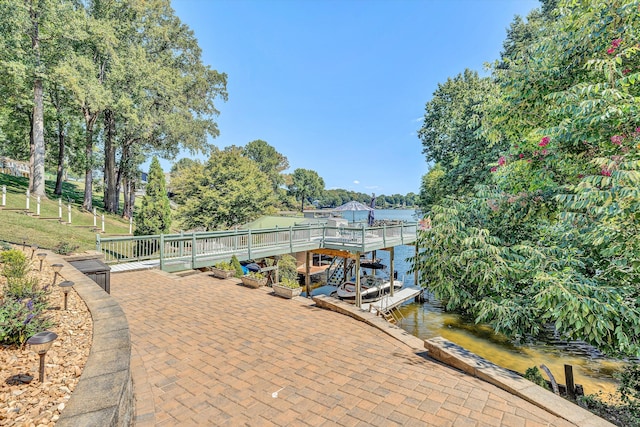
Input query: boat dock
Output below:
<box><xmin>361</xmin><ymin>286</ymin><xmax>423</xmax><ymax>314</ymax></box>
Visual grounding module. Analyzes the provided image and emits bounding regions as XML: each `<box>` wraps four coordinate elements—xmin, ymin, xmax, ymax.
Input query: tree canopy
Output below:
<box><xmin>172</xmin><ymin>147</ymin><xmax>275</xmax><ymax>230</ymax></box>
<box><xmin>414</xmin><ymin>0</ymin><xmax>640</xmax><ymax>358</ymax></box>
<box><xmin>0</xmin><ymin>0</ymin><xmax>227</xmax><ymax>213</ymax></box>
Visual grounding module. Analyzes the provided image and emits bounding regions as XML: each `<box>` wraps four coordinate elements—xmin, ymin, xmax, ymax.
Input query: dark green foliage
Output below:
<box><xmin>413</xmin><ymin>0</ymin><xmax>640</xmax><ymax>358</ymax></box>
<box><xmin>524</xmin><ymin>366</ymin><xmax>549</xmax><ymax>390</ymax></box>
<box><xmin>579</xmin><ymin>391</ymin><xmax>640</xmax><ymax>427</ymax></box>
<box><xmin>173</xmin><ymin>147</ymin><xmax>275</xmax><ymax>230</ymax></box>
<box><xmin>231</xmin><ymin>255</ymin><xmax>243</xmax><ymax>278</ymax></box>
<box><xmin>52</xmin><ymin>241</ymin><xmax>79</xmax><ymax>255</ymax></box>
<box><xmin>618</xmin><ymin>364</ymin><xmax>640</xmax><ymax>409</ymax></box>
<box><xmin>135</xmin><ymin>157</ymin><xmax>171</xmax><ymax>236</ymax></box>
<box><xmin>287</xmin><ymin>168</ymin><xmax>324</xmax><ymax>212</ymax></box>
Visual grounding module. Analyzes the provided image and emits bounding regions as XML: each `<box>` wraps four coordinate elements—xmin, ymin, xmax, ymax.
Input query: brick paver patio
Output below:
<box><xmin>111</xmin><ymin>270</ymin><xmax>576</xmax><ymax>426</ymax></box>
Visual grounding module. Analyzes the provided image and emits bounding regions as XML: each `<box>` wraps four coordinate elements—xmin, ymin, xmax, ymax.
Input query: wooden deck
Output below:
<box><xmin>98</xmin><ymin>222</ymin><xmax>418</xmax><ymax>272</ymax></box>
<box><xmin>362</xmin><ymin>287</ymin><xmax>423</xmax><ymax>314</ymax></box>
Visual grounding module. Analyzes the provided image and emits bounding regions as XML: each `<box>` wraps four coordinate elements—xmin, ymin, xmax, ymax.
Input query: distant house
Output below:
<box><xmin>0</xmin><ymin>157</ymin><xmax>29</xmax><ymax>177</ymax></box>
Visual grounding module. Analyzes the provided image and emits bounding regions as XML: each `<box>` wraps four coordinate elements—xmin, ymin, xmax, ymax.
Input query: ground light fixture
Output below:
<box><xmin>30</xmin><ymin>244</ymin><xmax>38</xmax><ymax>260</ymax></box>
<box><xmin>37</xmin><ymin>253</ymin><xmax>47</xmax><ymax>271</ymax></box>
<box><xmin>22</xmin><ymin>238</ymin><xmax>27</xmax><ymax>251</ymax></box>
<box><xmin>59</xmin><ymin>281</ymin><xmax>75</xmax><ymax>310</ymax></box>
<box><xmin>51</xmin><ymin>264</ymin><xmax>63</xmax><ymax>286</ymax></box>
<box><xmin>26</xmin><ymin>331</ymin><xmax>58</xmax><ymax>382</ymax></box>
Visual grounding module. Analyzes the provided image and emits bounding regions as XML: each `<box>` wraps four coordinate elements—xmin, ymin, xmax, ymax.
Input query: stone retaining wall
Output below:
<box><xmin>47</xmin><ymin>253</ymin><xmax>133</xmax><ymax>427</ymax></box>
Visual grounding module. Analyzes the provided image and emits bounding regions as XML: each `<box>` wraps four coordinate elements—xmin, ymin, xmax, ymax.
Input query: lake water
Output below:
<box><xmin>336</xmin><ymin>208</ymin><xmax>625</xmax><ymax>396</ymax></box>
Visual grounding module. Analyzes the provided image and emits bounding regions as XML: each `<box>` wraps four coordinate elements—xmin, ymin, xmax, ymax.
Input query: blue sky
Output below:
<box><xmin>166</xmin><ymin>0</ymin><xmax>540</xmax><ymax>195</ymax></box>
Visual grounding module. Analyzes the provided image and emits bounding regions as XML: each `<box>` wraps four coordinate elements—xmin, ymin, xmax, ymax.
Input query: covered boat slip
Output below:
<box><xmin>96</xmin><ymin>222</ymin><xmax>418</xmax><ymax>271</ymax></box>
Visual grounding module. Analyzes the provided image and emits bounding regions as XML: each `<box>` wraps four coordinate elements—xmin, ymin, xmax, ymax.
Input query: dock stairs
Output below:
<box><xmin>327</xmin><ymin>258</ymin><xmax>354</xmax><ymax>286</ymax></box>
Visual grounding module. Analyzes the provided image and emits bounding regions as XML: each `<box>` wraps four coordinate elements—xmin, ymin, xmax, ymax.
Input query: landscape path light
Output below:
<box><xmin>37</xmin><ymin>252</ymin><xmax>47</xmax><ymax>271</ymax></box>
<box><xmin>26</xmin><ymin>331</ymin><xmax>58</xmax><ymax>382</ymax></box>
<box><xmin>59</xmin><ymin>280</ymin><xmax>75</xmax><ymax>310</ymax></box>
<box><xmin>30</xmin><ymin>244</ymin><xmax>38</xmax><ymax>259</ymax></box>
<box><xmin>51</xmin><ymin>264</ymin><xmax>63</xmax><ymax>286</ymax></box>
<box><xmin>22</xmin><ymin>238</ymin><xmax>27</xmax><ymax>251</ymax></box>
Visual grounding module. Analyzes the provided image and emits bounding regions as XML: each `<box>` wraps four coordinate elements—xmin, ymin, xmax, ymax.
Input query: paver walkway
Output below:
<box><xmin>111</xmin><ymin>270</ymin><xmax>576</xmax><ymax>426</ymax></box>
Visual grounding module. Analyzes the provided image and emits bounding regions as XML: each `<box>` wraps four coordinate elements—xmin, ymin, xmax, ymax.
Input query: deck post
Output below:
<box><xmin>179</xmin><ymin>230</ymin><xmax>184</xmax><ymax>257</ymax></box>
<box><xmin>1</xmin><ymin>185</ymin><xmax>5</xmax><ymax>206</ymax></box>
<box><xmin>389</xmin><ymin>247</ymin><xmax>395</xmax><ymax>297</ymax></box>
<box><xmin>355</xmin><ymin>254</ymin><xmax>361</xmax><ymax>308</ymax></box>
<box><xmin>26</xmin><ymin>189</ymin><xmax>30</xmax><ymax>211</ymax></box>
<box><xmin>247</xmin><ymin>229</ymin><xmax>252</xmax><ymax>259</ymax></box>
<box><xmin>414</xmin><ymin>244</ymin><xmax>419</xmax><ymax>287</ymax></box>
<box><xmin>96</xmin><ymin>233</ymin><xmax>101</xmax><ymax>252</ymax></box>
<box><xmin>305</xmin><ymin>251</ymin><xmax>311</xmax><ymax>298</ymax></box>
<box><xmin>191</xmin><ymin>233</ymin><xmax>197</xmax><ymax>268</ymax></box>
<box><xmin>159</xmin><ymin>234</ymin><xmax>165</xmax><ymax>270</ymax></box>
<box><xmin>382</xmin><ymin>224</ymin><xmax>387</xmax><ymax>247</ymax></box>
<box><xmin>289</xmin><ymin>226</ymin><xmax>293</xmax><ymax>254</ymax></box>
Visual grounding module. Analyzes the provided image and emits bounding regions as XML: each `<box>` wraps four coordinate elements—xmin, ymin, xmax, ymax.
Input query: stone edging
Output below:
<box><xmin>312</xmin><ymin>295</ymin><xmax>614</xmax><ymax>427</ymax></box>
<box><xmin>45</xmin><ymin>252</ymin><xmax>133</xmax><ymax>427</ymax></box>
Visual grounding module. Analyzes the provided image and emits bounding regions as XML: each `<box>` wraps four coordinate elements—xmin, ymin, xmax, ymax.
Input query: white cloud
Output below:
<box><xmin>413</xmin><ymin>117</ymin><xmax>423</xmax><ymax>123</ymax></box>
<box><xmin>353</xmin><ymin>180</ymin><xmax>360</xmax><ymax>185</ymax></box>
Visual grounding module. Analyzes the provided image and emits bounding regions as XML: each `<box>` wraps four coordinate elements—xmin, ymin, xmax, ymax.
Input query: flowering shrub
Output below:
<box><xmin>0</xmin><ymin>248</ymin><xmax>54</xmax><ymax>346</ymax></box>
<box><xmin>0</xmin><ymin>294</ymin><xmax>53</xmax><ymax>346</ymax></box>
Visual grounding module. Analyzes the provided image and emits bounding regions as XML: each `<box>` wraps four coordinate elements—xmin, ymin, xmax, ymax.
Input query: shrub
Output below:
<box><xmin>277</xmin><ymin>254</ymin><xmax>299</xmax><ymax>285</ymax></box>
<box><xmin>4</xmin><ymin>276</ymin><xmax>43</xmax><ymax>300</ymax></box>
<box><xmin>231</xmin><ymin>255</ymin><xmax>243</xmax><ymax>278</ymax></box>
<box><xmin>0</xmin><ymin>241</ymin><xmax>12</xmax><ymax>251</ymax></box>
<box><xmin>0</xmin><ymin>298</ymin><xmax>54</xmax><ymax>346</ymax></box>
<box><xmin>524</xmin><ymin>366</ymin><xmax>549</xmax><ymax>390</ymax></box>
<box><xmin>214</xmin><ymin>261</ymin><xmax>233</xmax><ymax>271</ymax></box>
<box><xmin>53</xmin><ymin>241</ymin><xmax>79</xmax><ymax>255</ymax></box>
<box><xmin>618</xmin><ymin>364</ymin><xmax>640</xmax><ymax>410</ymax></box>
<box><xmin>1</xmin><ymin>249</ymin><xmax>30</xmax><ymax>279</ymax></box>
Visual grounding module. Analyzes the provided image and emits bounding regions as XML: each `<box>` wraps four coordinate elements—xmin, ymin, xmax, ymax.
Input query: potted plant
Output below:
<box><xmin>241</xmin><ymin>271</ymin><xmax>267</xmax><ymax>288</ymax></box>
<box><xmin>272</xmin><ymin>254</ymin><xmax>301</xmax><ymax>299</ymax></box>
<box><xmin>210</xmin><ymin>260</ymin><xmax>235</xmax><ymax>279</ymax></box>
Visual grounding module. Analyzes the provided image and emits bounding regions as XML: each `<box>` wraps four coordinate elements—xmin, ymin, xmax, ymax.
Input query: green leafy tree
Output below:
<box><xmin>413</xmin><ymin>0</ymin><xmax>640</xmax><ymax>357</ymax></box>
<box><xmin>418</xmin><ymin>69</ymin><xmax>503</xmax><ymax>200</ymax></box>
<box><xmin>287</xmin><ymin>168</ymin><xmax>324</xmax><ymax>212</ymax></box>
<box><xmin>135</xmin><ymin>157</ymin><xmax>171</xmax><ymax>235</ymax></box>
<box><xmin>242</xmin><ymin>140</ymin><xmax>289</xmax><ymax>191</ymax></box>
<box><xmin>174</xmin><ymin>147</ymin><xmax>275</xmax><ymax>230</ymax></box>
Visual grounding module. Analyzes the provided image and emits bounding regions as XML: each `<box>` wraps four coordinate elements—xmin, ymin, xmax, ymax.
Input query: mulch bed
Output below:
<box><xmin>1</xmin><ymin>259</ymin><xmax>92</xmax><ymax>426</ymax></box>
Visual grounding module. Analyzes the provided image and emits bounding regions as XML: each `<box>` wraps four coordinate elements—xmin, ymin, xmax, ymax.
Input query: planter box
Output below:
<box><xmin>272</xmin><ymin>283</ymin><xmax>302</xmax><ymax>299</ymax></box>
<box><xmin>241</xmin><ymin>276</ymin><xmax>267</xmax><ymax>288</ymax></box>
<box><xmin>210</xmin><ymin>267</ymin><xmax>235</xmax><ymax>279</ymax></box>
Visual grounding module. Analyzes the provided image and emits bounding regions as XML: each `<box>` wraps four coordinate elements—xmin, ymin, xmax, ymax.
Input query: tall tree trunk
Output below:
<box><xmin>122</xmin><ymin>177</ymin><xmax>135</xmax><ymax>219</ymax></box>
<box><xmin>82</xmin><ymin>111</ymin><xmax>98</xmax><ymax>211</ymax></box>
<box><xmin>54</xmin><ymin>119</ymin><xmax>65</xmax><ymax>195</ymax></box>
<box><xmin>28</xmin><ymin>113</ymin><xmax>34</xmax><ymax>187</ymax></box>
<box><xmin>103</xmin><ymin>109</ymin><xmax>117</xmax><ymax>213</ymax></box>
<box><xmin>29</xmin><ymin>3</ymin><xmax>46</xmax><ymax>198</ymax></box>
<box><xmin>122</xmin><ymin>177</ymin><xmax>129</xmax><ymax>218</ymax></box>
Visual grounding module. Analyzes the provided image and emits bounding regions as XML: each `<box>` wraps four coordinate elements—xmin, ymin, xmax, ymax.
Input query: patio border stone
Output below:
<box><xmin>46</xmin><ymin>252</ymin><xmax>133</xmax><ymax>427</ymax></box>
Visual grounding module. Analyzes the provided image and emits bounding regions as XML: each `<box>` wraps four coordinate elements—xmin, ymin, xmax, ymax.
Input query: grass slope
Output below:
<box><xmin>0</xmin><ymin>174</ymin><xmax>131</xmax><ymax>251</ymax></box>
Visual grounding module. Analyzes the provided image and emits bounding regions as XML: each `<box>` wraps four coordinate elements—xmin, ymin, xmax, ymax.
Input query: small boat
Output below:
<box><xmin>335</xmin><ymin>275</ymin><xmax>403</xmax><ymax>303</ymax></box>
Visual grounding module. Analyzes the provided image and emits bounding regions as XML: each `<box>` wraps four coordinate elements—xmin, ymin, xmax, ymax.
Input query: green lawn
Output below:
<box><xmin>0</xmin><ymin>174</ymin><xmax>132</xmax><ymax>251</ymax></box>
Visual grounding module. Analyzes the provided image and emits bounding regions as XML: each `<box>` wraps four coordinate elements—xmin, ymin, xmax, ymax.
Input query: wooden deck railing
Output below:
<box><xmin>96</xmin><ymin>223</ymin><xmax>418</xmax><ymax>271</ymax></box>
